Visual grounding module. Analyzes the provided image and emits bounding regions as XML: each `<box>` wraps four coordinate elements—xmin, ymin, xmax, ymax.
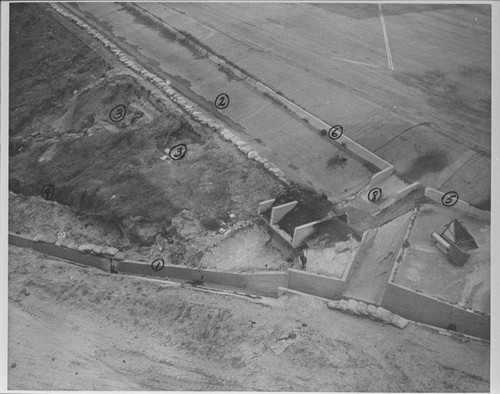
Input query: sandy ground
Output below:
<box><xmin>306</xmin><ymin>236</ymin><xmax>359</xmax><ymax>278</ymax></box>
<box><xmin>8</xmin><ymin>245</ymin><xmax>490</xmax><ymax>391</ymax></box>
<box><xmin>199</xmin><ymin>224</ymin><xmax>288</xmax><ymax>272</ymax></box>
<box><xmin>139</xmin><ymin>3</ymin><xmax>491</xmax><ymax>208</ymax></box>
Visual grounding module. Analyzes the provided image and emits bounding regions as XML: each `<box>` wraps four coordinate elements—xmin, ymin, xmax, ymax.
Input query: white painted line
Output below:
<box><xmin>329</xmin><ymin>56</ymin><xmax>382</xmax><ymax>69</ymax></box>
<box><xmin>378</xmin><ymin>3</ymin><xmax>394</xmax><ymax>71</ymax></box>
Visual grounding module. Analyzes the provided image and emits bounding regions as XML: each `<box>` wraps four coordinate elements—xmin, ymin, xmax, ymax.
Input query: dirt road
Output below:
<box><xmin>8</xmin><ymin>245</ymin><xmax>490</xmax><ymax>391</ymax></box>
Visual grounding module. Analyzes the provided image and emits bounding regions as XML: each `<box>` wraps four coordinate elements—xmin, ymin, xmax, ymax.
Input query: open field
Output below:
<box><xmin>135</xmin><ymin>2</ymin><xmax>491</xmax><ymax>208</ymax></box>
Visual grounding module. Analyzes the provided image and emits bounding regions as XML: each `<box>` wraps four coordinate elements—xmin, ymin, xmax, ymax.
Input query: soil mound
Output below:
<box><xmin>9</xmin><ymin>3</ymin><xmax>283</xmax><ymax>267</ymax></box>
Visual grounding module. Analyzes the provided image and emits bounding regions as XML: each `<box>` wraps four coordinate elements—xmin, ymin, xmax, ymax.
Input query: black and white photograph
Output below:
<box><xmin>1</xmin><ymin>0</ymin><xmax>497</xmax><ymax>391</ymax></box>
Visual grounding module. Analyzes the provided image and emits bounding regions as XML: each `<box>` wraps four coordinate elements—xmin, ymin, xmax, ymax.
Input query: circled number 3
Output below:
<box><xmin>169</xmin><ymin>143</ymin><xmax>187</xmax><ymax>160</ymax></box>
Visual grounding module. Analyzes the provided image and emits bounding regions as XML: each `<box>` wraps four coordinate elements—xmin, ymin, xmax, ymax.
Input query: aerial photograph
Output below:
<box><xmin>4</xmin><ymin>1</ymin><xmax>494</xmax><ymax>391</ymax></box>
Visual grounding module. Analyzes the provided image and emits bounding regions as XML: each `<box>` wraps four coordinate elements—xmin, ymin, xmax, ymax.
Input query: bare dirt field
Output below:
<box><xmin>134</xmin><ymin>2</ymin><xmax>491</xmax><ymax>208</ymax></box>
<box><xmin>8</xmin><ymin>245</ymin><xmax>490</xmax><ymax>391</ymax></box>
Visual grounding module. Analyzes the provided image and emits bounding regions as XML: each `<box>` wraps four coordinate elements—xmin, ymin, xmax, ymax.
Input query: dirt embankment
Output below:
<box><xmin>8</xmin><ymin>246</ymin><xmax>490</xmax><ymax>391</ymax></box>
<box><xmin>9</xmin><ymin>3</ymin><xmax>288</xmax><ymax>267</ymax></box>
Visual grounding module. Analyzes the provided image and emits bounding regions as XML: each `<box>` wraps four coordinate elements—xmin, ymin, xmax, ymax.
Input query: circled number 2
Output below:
<box><xmin>214</xmin><ymin>93</ymin><xmax>229</xmax><ymax>110</ymax></box>
<box><xmin>169</xmin><ymin>143</ymin><xmax>187</xmax><ymax>160</ymax></box>
<box><xmin>441</xmin><ymin>191</ymin><xmax>459</xmax><ymax>207</ymax></box>
<box><xmin>368</xmin><ymin>187</ymin><xmax>382</xmax><ymax>203</ymax></box>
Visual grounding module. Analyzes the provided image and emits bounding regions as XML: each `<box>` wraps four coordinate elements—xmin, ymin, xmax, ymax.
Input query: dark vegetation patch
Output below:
<box><xmin>400</xmin><ymin>150</ymin><xmax>449</xmax><ymax>181</ymax></box>
<box><xmin>311</xmin><ymin>216</ymin><xmax>361</xmax><ymax>246</ymax></box>
<box><xmin>9</xmin><ymin>3</ymin><xmax>109</xmax><ymax>138</ymax></box>
<box><xmin>327</xmin><ymin>154</ymin><xmax>348</xmax><ymax>169</ymax></box>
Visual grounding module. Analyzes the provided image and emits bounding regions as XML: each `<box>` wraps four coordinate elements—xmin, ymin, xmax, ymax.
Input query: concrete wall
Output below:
<box><xmin>425</xmin><ymin>187</ymin><xmax>490</xmax><ymax>221</ymax></box>
<box><xmin>287</xmin><ymin>269</ymin><xmax>345</xmax><ymax>299</ymax></box>
<box><xmin>258</xmin><ymin>199</ymin><xmax>276</xmax><ymax>214</ymax></box>
<box><xmin>396</xmin><ymin>182</ymin><xmax>421</xmax><ymax>199</ymax></box>
<box><xmin>388</xmin><ymin>207</ymin><xmax>419</xmax><ymax>282</ymax></box>
<box><xmin>270</xmin><ymin>201</ymin><xmax>298</xmax><ymax>225</ymax></box>
<box><xmin>9</xmin><ymin>233</ymin><xmax>33</xmax><ymax>248</ymax></box>
<box><xmin>244</xmin><ymin>272</ymin><xmax>288</xmax><ymax>296</ymax></box>
<box><xmin>11</xmin><ymin>233</ymin><xmax>489</xmax><ymax>338</ymax></box>
<box><xmin>451</xmin><ymin>305</ymin><xmax>490</xmax><ymax>340</ymax></box>
<box><xmin>292</xmin><ymin>219</ymin><xmax>322</xmax><ymax>248</ymax></box>
<box><xmin>382</xmin><ymin>282</ymin><xmax>490</xmax><ymax>340</ymax></box>
<box><xmin>9</xmin><ymin>234</ymin><xmax>111</xmax><ymax>272</ymax></box>
<box><xmin>342</xmin><ymin>231</ymin><xmax>371</xmax><ymax>283</ymax></box>
<box><xmin>114</xmin><ymin>260</ymin><xmax>287</xmax><ymax>297</ymax></box>
<box><xmin>370</xmin><ymin>165</ymin><xmax>395</xmax><ymax>186</ymax></box>
<box><xmin>9</xmin><ymin>234</ymin><xmax>287</xmax><ymax>297</ymax></box>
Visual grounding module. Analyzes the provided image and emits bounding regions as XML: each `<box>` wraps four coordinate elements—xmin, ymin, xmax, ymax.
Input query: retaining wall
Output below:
<box><xmin>424</xmin><ymin>187</ymin><xmax>490</xmax><ymax>221</ymax></box>
<box><xmin>369</xmin><ymin>165</ymin><xmax>395</xmax><ymax>186</ymax></box>
<box><xmin>292</xmin><ymin>219</ymin><xmax>322</xmax><ymax>248</ymax></box>
<box><xmin>9</xmin><ymin>233</ymin><xmax>286</xmax><ymax>297</ymax></box>
<box><xmin>287</xmin><ymin>269</ymin><xmax>345</xmax><ymax>299</ymax></box>
<box><xmin>341</xmin><ymin>231</ymin><xmax>371</xmax><ymax>283</ymax></box>
<box><xmin>9</xmin><ymin>234</ymin><xmax>112</xmax><ymax>272</ymax></box>
<box><xmin>10</xmin><ymin>232</ymin><xmax>489</xmax><ymax>339</ymax></box>
<box><xmin>270</xmin><ymin>201</ymin><xmax>298</xmax><ymax>225</ymax></box>
<box><xmin>258</xmin><ymin>199</ymin><xmax>276</xmax><ymax>214</ymax></box>
<box><xmin>396</xmin><ymin>182</ymin><xmax>421</xmax><ymax>199</ymax></box>
<box><xmin>382</xmin><ymin>282</ymin><xmax>489</xmax><ymax>340</ymax></box>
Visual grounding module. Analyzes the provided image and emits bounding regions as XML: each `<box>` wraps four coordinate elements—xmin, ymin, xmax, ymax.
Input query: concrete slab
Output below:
<box><xmin>344</xmin><ymin>210</ymin><xmax>414</xmax><ymax>304</ymax></box>
<box><xmin>393</xmin><ymin>203</ymin><xmax>490</xmax><ymax>314</ymax></box>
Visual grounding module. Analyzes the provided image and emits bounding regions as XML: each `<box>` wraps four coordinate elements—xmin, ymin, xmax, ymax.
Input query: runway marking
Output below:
<box><xmin>378</xmin><ymin>3</ymin><xmax>394</xmax><ymax>71</ymax></box>
<box><xmin>329</xmin><ymin>56</ymin><xmax>382</xmax><ymax>68</ymax></box>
